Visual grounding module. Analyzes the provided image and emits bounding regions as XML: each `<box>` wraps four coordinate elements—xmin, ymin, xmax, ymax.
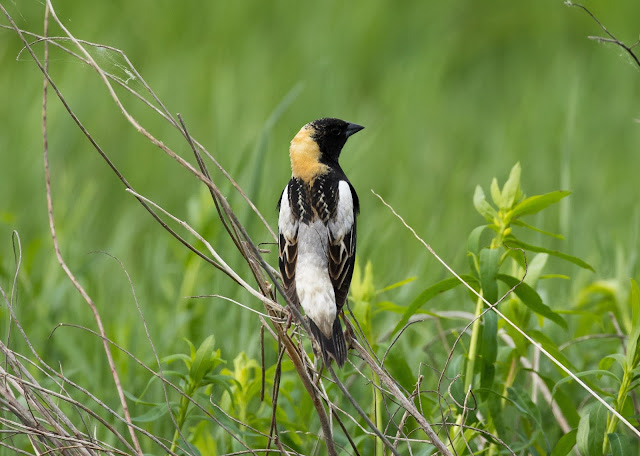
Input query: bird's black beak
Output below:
<box><xmin>345</xmin><ymin>122</ymin><xmax>365</xmax><ymax>138</ymax></box>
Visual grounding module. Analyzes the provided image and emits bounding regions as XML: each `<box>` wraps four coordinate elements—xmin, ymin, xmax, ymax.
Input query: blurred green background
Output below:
<box><xmin>1</xmin><ymin>0</ymin><xmax>639</xmax><ymax>448</ymax></box>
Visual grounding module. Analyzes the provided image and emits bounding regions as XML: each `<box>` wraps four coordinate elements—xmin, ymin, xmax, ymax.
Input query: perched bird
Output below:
<box><xmin>277</xmin><ymin>118</ymin><xmax>364</xmax><ymax>367</ymax></box>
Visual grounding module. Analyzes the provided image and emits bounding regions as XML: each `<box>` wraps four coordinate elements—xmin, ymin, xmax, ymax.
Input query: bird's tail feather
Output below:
<box><xmin>309</xmin><ymin>317</ymin><xmax>347</xmax><ymax>368</ymax></box>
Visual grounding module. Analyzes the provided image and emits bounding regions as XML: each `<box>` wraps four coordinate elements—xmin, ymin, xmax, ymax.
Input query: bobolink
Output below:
<box><xmin>277</xmin><ymin>118</ymin><xmax>364</xmax><ymax>367</ymax></box>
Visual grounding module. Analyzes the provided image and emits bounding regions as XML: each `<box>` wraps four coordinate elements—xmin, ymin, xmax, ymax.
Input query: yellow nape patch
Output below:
<box><xmin>290</xmin><ymin>125</ymin><xmax>328</xmax><ymax>182</ymax></box>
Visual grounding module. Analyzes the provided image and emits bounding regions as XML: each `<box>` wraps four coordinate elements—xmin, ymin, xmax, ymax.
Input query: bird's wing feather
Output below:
<box><xmin>326</xmin><ymin>180</ymin><xmax>357</xmax><ymax>311</ymax></box>
<box><xmin>278</xmin><ymin>183</ymin><xmax>300</xmax><ymax>306</ymax></box>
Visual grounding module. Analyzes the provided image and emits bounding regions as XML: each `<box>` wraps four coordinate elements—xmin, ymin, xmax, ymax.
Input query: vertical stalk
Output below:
<box><xmin>500</xmin><ymin>356</ymin><xmax>517</xmax><ymax>408</ymax></box>
<box><xmin>171</xmin><ymin>383</ymin><xmax>195</xmax><ymax>453</ymax></box>
<box><xmin>603</xmin><ymin>367</ymin><xmax>632</xmax><ymax>454</ymax></box>
<box><xmin>374</xmin><ymin>372</ymin><xmax>384</xmax><ymax>456</ymax></box>
<box><xmin>446</xmin><ymin>295</ymin><xmax>484</xmax><ymax>454</ymax></box>
<box><xmin>465</xmin><ymin>295</ymin><xmax>484</xmax><ymax>391</ymax></box>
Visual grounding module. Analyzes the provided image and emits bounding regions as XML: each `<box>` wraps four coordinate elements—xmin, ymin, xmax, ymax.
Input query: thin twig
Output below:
<box><xmin>566</xmin><ymin>2</ymin><xmax>640</xmax><ymax>69</ymax></box>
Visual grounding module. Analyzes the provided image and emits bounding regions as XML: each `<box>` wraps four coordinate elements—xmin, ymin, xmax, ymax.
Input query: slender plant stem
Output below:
<box><xmin>373</xmin><ymin>372</ymin><xmax>383</xmax><ymax>456</ymax></box>
<box><xmin>170</xmin><ymin>389</ymin><xmax>193</xmax><ymax>453</ymax></box>
<box><xmin>603</xmin><ymin>367</ymin><xmax>632</xmax><ymax>454</ymax></box>
<box><xmin>464</xmin><ymin>295</ymin><xmax>484</xmax><ymax>392</ymax></box>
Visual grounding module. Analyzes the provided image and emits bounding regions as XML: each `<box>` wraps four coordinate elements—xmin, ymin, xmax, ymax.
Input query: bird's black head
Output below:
<box><xmin>308</xmin><ymin>118</ymin><xmax>364</xmax><ymax>162</ymax></box>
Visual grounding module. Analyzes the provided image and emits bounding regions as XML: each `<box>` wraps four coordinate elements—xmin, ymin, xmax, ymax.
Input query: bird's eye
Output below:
<box><xmin>331</xmin><ymin>127</ymin><xmax>341</xmax><ymax>136</ymax></box>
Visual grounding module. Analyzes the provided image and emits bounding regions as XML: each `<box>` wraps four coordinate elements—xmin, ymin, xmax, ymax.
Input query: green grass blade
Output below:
<box><xmin>467</xmin><ymin>225</ymin><xmax>489</xmax><ymax>256</ymax></box>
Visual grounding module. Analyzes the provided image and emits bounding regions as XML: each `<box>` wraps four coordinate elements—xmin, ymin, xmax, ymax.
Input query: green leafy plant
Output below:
<box><xmin>561</xmin><ymin>279</ymin><xmax>640</xmax><ymax>456</ymax></box>
<box><xmin>219</xmin><ymin>353</ymin><xmax>263</xmax><ymax>432</ymax></box>
<box><xmin>459</xmin><ymin>163</ymin><xmax>594</xmax><ymax>452</ymax></box>
<box><xmin>125</xmin><ymin>335</ymin><xmax>231</xmax><ymax>453</ymax></box>
<box><xmin>383</xmin><ymin>163</ymin><xmax>602</xmax><ymax>453</ymax></box>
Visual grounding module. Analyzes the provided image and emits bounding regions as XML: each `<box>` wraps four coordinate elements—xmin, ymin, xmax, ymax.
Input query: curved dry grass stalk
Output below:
<box><xmin>37</xmin><ymin>3</ymin><xmax>141</xmax><ymax>453</ymax></box>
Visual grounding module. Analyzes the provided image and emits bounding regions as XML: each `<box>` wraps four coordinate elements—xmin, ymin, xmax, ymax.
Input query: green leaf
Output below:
<box><xmin>351</xmin><ymin>260</ymin><xmax>376</xmax><ymax>303</ymax></box>
<box><xmin>478</xmin><ymin>248</ymin><xmax>500</xmax><ymax>393</ymax></box>
<box><xmin>577</xmin><ymin>402</ymin><xmax>607</xmax><ymax>456</ymax></box>
<box><xmin>497</xmin><ymin>274</ymin><xmax>567</xmax><ymax>329</ymax></box>
<box><xmin>551</xmin><ymin>429</ymin><xmax>577</xmax><ymax>456</ymax></box>
<box><xmin>131</xmin><ymin>403</ymin><xmax>171</xmax><ymax>423</ymax></box>
<box><xmin>467</xmin><ymin>225</ymin><xmax>489</xmax><ymax>256</ymax></box>
<box><xmin>373</xmin><ymin>301</ymin><xmax>408</xmax><ymax>315</ymax></box>
<box><xmin>608</xmin><ymin>433</ymin><xmax>633</xmax><ymax>456</ymax></box>
<box><xmin>391</xmin><ymin>276</ymin><xmax>476</xmax><ymax>336</ymax></box>
<box><xmin>123</xmin><ymin>390</ymin><xmax>159</xmax><ymax>407</ymax></box>
<box><xmin>186</xmin><ymin>338</ymin><xmax>197</xmax><ymax>360</ymax></box>
<box><xmin>203</xmin><ymin>373</ymin><xmax>237</xmax><ymax>396</ymax></box>
<box><xmin>600</xmin><ymin>353</ymin><xmax>627</xmax><ymax>371</ymax></box>
<box><xmin>190</xmin><ymin>335</ymin><xmax>217</xmax><ymax>385</ymax></box>
<box><xmin>386</xmin><ymin>350</ymin><xmax>415</xmax><ymax>390</ymax></box>
<box><xmin>540</xmin><ymin>274</ymin><xmax>570</xmax><ymax>280</ymax></box>
<box><xmin>473</xmin><ymin>186</ymin><xmax>497</xmax><ymax>222</ymax></box>
<box><xmin>376</xmin><ymin>276</ymin><xmax>416</xmax><ymax>294</ymax></box>
<box><xmin>631</xmin><ymin>279</ymin><xmax>640</xmax><ymax>328</ymax></box>
<box><xmin>162</xmin><ymin>353</ymin><xmax>191</xmax><ymax>365</ymax></box>
<box><xmin>507</xmin><ymin>386</ymin><xmax>543</xmax><ymax>428</ymax></box>
<box><xmin>511</xmin><ymin>190</ymin><xmax>571</xmax><ymax>218</ymax></box>
<box><xmin>479</xmin><ymin>248</ymin><xmax>501</xmax><ymax>303</ymax></box>
<box><xmin>480</xmin><ymin>311</ymin><xmax>497</xmax><ymax>393</ymax></box>
<box><xmin>505</xmin><ymin>236</ymin><xmax>595</xmax><ymax>271</ymax></box>
<box><xmin>188</xmin><ymin>420</ymin><xmax>218</xmax><ymax>456</ymax></box>
<box><xmin>483</xmin><ymin>379</ymin><xmax>507</xmax><ymax>435</ymax></box>
<box><xmin>529</xmin><ymin>329</ymin><xmax>577</xmax><ymax>372</ymax></box>
<box><xmin>554</xmin><ymin>369</ymin><xmax>621</xmax><ymax>390</ymax></box>
<box><xmin>490</xmin><ymin>177</ymin><xmax>502</xmax><ymax>207</ymax></box>
<box><xmin>576</xmin><ymin>280</ymin><xmax>617</xmax><ymax>308</ymax></box>
<box><xmin>512</xmin><ymin>219</ymin><xmax>564</xmax><ymax>239</ymax></box>
<box><xmin>628</xmin><ymin>279</ymin><xmax>640</xmax><ymax>368</ymax></box>
<box><xmin>553</xmin><ymin>387</ymin><xmax>581</xmax><ymax>427</ymax></box>
<box><xmin>523</xmin><ymin>253</ymin><xmax>549</xmax><ymax>287</ymax></box>
<box><xmin>501</xmin><ymin>162</ymin><xmax>522</xmax><ymax>209</ymax></box>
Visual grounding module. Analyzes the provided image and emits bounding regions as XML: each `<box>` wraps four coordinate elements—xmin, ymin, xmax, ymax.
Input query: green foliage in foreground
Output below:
<box><xmin>30</xmin><ymin>164</ymin><xmax>631</xmax><ymax>455</ymax></box>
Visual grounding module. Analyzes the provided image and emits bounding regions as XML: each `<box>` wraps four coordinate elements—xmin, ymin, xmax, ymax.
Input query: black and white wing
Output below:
<box><xmin>324</xmin><ymin>180</ymin><xmax>358</xmax><ymax>312</ymax></box>
<box><xmin>277</xmin><ymin>178</ymin><xmax>308</xmax><ymax>307</ymax></box>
